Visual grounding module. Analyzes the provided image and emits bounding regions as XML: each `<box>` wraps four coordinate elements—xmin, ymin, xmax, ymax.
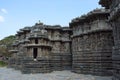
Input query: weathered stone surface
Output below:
<box><xmin>70</xmin><ymin>9</ymin><xmax>113</xmax><ymax>76</ymax></box>
<box><xmin>9</xmin><ymin>22</ymin><xmax>72</xmax><ymax>73</ymax></box>
<box><xmin>8</xmin><ymin>1</ymin><xmax>120</xmax><ymax>78</ymax></box>
<box><xmin>99</xmin><ymin>0</ymin><xmax>120</xmax><ymax>79</ymax></box>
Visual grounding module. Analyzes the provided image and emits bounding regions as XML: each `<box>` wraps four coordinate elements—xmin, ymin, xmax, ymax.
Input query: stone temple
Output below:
<box><xmin>99</xmin><ymin>0</ymin><xmax>120</xmax><ymax>80</ymax></box>
<box><xmin>9</xmin><ymin>23</ymin><xmax>72</xmax><ymax>73</ymax></box>
<box><xmin>9</xmin><ymin>0</ymin><xmax>120</xmax><ymax>80</ymax></box>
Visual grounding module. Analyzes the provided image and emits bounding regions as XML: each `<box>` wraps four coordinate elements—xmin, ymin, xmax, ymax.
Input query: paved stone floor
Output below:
<box><xmin>0</xmin><ymin>67</ymin><xmax>112</xmax><ymax>80</ymax></box>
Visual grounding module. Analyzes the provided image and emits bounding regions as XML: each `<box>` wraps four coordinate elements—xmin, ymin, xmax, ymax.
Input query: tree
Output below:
<box><xmin>0</xmin><ymin>35</ymin><xmax>15</xmax><ymax>57</ymax></box>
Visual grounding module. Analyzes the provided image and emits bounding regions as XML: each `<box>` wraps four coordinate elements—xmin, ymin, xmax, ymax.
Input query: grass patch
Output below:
<box><xmin>0</xmin><ymin>61</ymin><xmax>8</xmax><ymax>67</ymax></box>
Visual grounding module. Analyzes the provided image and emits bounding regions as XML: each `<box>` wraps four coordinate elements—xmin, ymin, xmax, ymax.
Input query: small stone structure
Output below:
<box><xmin>9</xmin><ymin>22</ymin><xmax>72</xmax><ymax>73</ymax></box>
<box><xmin>99</xmin><ymin>0</ymin><xmax>120</xmax><ymax>79</ymax></box>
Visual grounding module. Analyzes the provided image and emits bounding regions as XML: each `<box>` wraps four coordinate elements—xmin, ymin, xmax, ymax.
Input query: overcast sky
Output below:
<box><xmin>0</xmin><ymin>0</ymin><xmax>101</xmax><ymax>40</ymax></box>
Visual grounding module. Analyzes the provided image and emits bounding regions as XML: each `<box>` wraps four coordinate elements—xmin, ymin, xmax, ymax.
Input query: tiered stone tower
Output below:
<box><xmin>9</xmin><ymin>22</ymin><xmax>72</xmax><ymax>73</ymax></box>
<box><xmin>9</xmin><ymin>40</ymin><xmax>18</xmax><ymax>68</ymax></box>
<box><xmin>22</xmin><ymin>22</ymin><xmax>52</xmax><ymax>73</ymax></box>
<box><xmin>45</xmin><ymin>25</ymin><xmax>72</xmax><ymax>70</ymax></box>
<box><xmin>99</xmin><ymin>0</ymin><xmax>120</xmax><ymax>79</ymax></box>
<box><xmin>69</xmin><ymin>9</ymin><xmax>113</xmax><ymax>76</ymax></box>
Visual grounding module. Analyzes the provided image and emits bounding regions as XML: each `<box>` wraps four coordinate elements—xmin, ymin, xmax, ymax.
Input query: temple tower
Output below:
<box><xmin>45</xmin><ymin>25</ymin><xmax>72</xmax><ymax>71</ymax></box>
<box><xmin>22</xmin><ymin>22</ymin><xmax>52</xmax><ymax>73</ymax></box>
<box><xmin>70</xmin><ymin>9</ymin><xmax>113</xmax><ymax>76</ymax></box>
<box><xmin>99</xmin><ymin>0</ymin><xmax>120</xmax><ymax>79</ymax></box>
<box><xmin>45</xmin><ymin>25</ymin><xmax>62</xmax><ymax>70</ymax></box>
<box><xmin>9</xmin><ymin>40</ymin><xmax>18</xmax><ymax>68</ymax></box>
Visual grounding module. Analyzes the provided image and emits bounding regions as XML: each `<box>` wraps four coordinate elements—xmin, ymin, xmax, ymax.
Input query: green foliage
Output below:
<box><xmin>0</xmin><ymin>61</ymin><xmax>7</xmax><ymax>67</ymax></box>
<box><xmin>0</xmin><ymin>46</ymin><xmax>11</xmax><ymax>57</ymax></box>
<box><xmin>0</xmin><ymin>35</ymin><xmax>15</xmax><ymax>57</ymax></box>
<box><xmin>0</xmin><ymin>35</ymin><xmax>15</xmax><ymax>48</ymax></box>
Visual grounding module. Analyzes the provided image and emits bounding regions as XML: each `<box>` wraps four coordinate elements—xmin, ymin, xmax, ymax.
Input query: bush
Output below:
<box><xmin>0</xmin><ymin>61</ymin><xmax>7</xmax><ymax>67</ymax></box>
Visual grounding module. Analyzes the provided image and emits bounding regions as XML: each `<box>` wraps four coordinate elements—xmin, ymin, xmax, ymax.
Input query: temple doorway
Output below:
<box><xmin>35</xmin><ymin>39</ymin><xmax>38</xmax><ymax>44</ymax></box>
<box><xmin>33</xmin><ymin>48</ymin><xmax>38</xmax><ymax>59</ymax></box>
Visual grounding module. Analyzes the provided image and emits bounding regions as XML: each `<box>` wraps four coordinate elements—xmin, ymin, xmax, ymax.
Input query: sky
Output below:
<box><xmin>0</xmin><ymin>0</ymin><xmax>101</xmax><ymax>40</ymax></box>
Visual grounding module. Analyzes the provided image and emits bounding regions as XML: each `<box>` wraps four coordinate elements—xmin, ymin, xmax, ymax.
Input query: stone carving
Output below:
<box><xmin>9</xmin><ymin>22</ymin><xmax>72</xmax><ymax>73</ymax></box>
<box><xmin>8</xmin><ymin>6</ymin><xmax>116</xmax><ymax>79</ymax></box>
<box><xmin>70</xmin><ymin>8</ymin><xmax>113</xmax><ymax>76</ymax></box>
<box><xmin>99</xmin><ymin>0</ymin><xmax>120</xmax><ymax>79</ymax></box>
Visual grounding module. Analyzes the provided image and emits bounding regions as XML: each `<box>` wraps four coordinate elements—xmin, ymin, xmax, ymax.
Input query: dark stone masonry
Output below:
<box><xmin>70</xmin><ymin>9</ymin><xmax>113</xmax><ymax>76</ymax></box>
<box><xmin>9</xmin><ymin>24</ymin><xmax>72</xmax><ymax>73</ymax></box>
<box><xmin>99</xmin><ymin>0</ymin><xmax>120</xmax><ymax>80</ymax></box>
<box><xmin>9</xmin><ymin>0</ymin><xmax>120</xmax><ymax>80</ymax></box>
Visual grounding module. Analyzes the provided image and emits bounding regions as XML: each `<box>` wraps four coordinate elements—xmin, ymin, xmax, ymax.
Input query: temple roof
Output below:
<box><xmin>69</xmin><ymin>8</ymin><xmax>109</xmax><ymax>27</ymax></box>
<box><xmin>17</xmin><ymin>30</ymin><xmax>24</xmax><ymax>34</ymax></box>
<box><xmin>22</xmin><ymin>27</ymin><xmax>31</xmax><ymax>32</ymax></box>
<box><xmin>28</xmin><ymin>34</ymin><xmax>49</xmax><ymax>40</ymax></box>
<box><xmin>62</xmin><ymin>27</ymin><xmax>72</xmax><ymax>31</ymax></box>
<box><xmin>99</xmin><ymin>0</ymin><xmax>112</xmax><ymax>9</ymax></box>
<box><xmin>45</xmin><ymin>25</ymin><xmax>61</xmax><ymax>30</ymax></box>
<box><xmin>28</xmin><ymin>21</ymin><xmax>48</xmax><ymax>39</ymax></box>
